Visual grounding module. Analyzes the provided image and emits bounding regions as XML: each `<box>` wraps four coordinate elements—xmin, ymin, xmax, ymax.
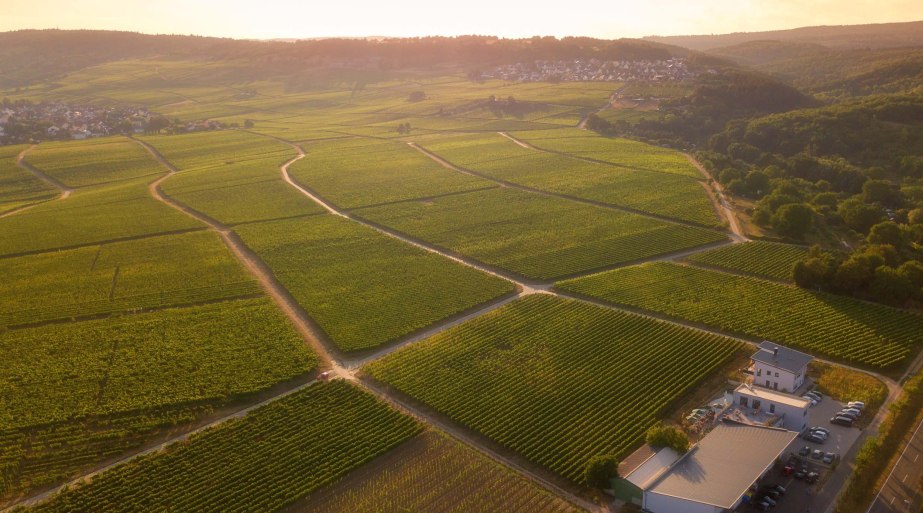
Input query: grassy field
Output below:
<box><xmin>356</xmin><ymin>187</ymin><xmax>726</xmax><ymax>280</ymax></box>
<box><xmin>26</xmin><ymin>381</ymin><xmax>420</xmax><ymax>513</ymax></box>
<box><xmin>557</xmin><ymin>262</ymin><xmax>923</xmax><ymax>369</ymax></box>
<box><xmin>286</xmin><ymin>431</ymin><xmax>582</xmax><ymax>513</ymax></box>
<box><xmin>235</xmin><ymin>215</ymin><xmax>514</xmax><ymax>352</ymax></box>
<box><xmin>0</xmin><ymin>144</ymin><xmax>58</xmax><ymax>213</ymax></box>
<box><xmin>0</xmin><ymin>231</ymin><xmax>260</xmax><ymax>327</ymax></box>
<box><xmin>685</xmin><ymin>240</ymin><xmax>810</xmax><ymax>281</ymax></box>
<box><xmin>293</xmin><ymin>137</ymin><xmax>492</xmax><ymax>208</ymax></box>
<box><xmin>0</xmin><ymin>175</ymin><xmax>202</xmax><ymax>256</ymax></box>
<box><xmin>415</xmin><ymin>132</ymin><xmax>718</xmax><ymax>225</ymax></box>
<box><xmin>0</xmin><ymin>298</ymin><xmax>316</xmax><ymax>430</ymax></box>
<box><xmin>26</xmin><ymin>137</ymin><xmax>163</xmax><ymax>187</ymax></box>
<box><xmin>143</xmin><ymin>131</ymin><xmax>325</xmax><ymax>225</ymax></box>
<box><xmin>366</xmin><ymin>294</ymin><xmax>742</xmax><ymax>484</ymax></box>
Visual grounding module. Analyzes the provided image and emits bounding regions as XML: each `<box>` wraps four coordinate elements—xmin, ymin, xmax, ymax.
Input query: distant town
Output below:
<box><xmin>480</xmin><ymin>58</ymin><xmax>696</xmax><ymax>83</ymax></box>
<box><xmin>0</xmin><ymin>100</ymin><xmax>226</xmax><ymax>145</ymax></box>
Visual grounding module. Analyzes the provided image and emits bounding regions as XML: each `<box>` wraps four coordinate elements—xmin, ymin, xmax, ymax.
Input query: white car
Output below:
<box><xmin>841</xmin><ymin>407</ymin><xmax>862</xmax><ymax>417</ymax></box>
<box><xmin>802</xmin><ymin>395</ymin><xmax>818</xmax><ymax>406</ymax></box>
<box><xmin>847</xmin><ymin>401</ymin><xmax>866</xmax><ymax>410</ymax></box>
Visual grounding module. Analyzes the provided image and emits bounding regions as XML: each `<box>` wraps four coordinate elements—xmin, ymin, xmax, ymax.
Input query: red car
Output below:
<box><xmin>782</xmin><ymin>465</ymin><xmax>795</xmax><ymax>476</ymax></box>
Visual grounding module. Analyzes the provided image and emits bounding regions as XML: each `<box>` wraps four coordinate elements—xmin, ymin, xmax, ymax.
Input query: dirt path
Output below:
<box><xmin>0</xmin><ymin>145</ymin><xmax>73</xmax><ymax>219</ymax></box>
<box><xmin>684</xmin><ymin>153</ymin><xmax>748</xmax><ymax>242</ymax></box>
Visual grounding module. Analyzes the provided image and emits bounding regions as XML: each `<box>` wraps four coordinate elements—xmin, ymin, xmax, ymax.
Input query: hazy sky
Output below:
<box><xmin>3</xmin><ymin>0</ymin><xmax>922</xmax><ymax>39</ymax></box>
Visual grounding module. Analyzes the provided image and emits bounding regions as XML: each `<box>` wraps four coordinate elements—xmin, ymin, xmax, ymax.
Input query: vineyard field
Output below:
<box><xmin>0</xmin><ymin>176</ymin><xmax>202</xmax><ymax>257</ymax></box>
<box><xmin>365</xmin><ymin>294</ymin><xmax>743</xmax><ymax>484</ymax></box>
<box><xmin>144</xmin><ymin>131</ymin><xmax>325</xmax><ymax>225</ymax></box>
<box><xmin>27</xmin><ymin>381</ymin><xmax>421</xmax><ymax>513</ymax></box>
<box><xmin>557</xmin><ymin>262</ymin><xmax>923</xmax><ymax>369</ymax></box>
<box><xmin>286</xmin><ymin>431</ymin><xmax>582</xmax><ymax>513</ymax></box>
<box><xmin>26</xmin><ymin>137</ymin><xmax>163</xmax><ymax>187</ymax></box>
<box><xmin>0</xmin><ymin>298</ymin><xmax>317</xmax><ymax>430</ymax></box>
<box><xmin>685</xmin><ymin>240</ymin><xmax>810</xmax><ymax>281</ymax></box>
<box><xmin>356</xmin><ymin>187</ymin><xmax>726</xmax><ymax>280</ymax></box>
<box><xmin>293</xmin><ymin>137</ymin><xmax>491</xmax><ymax>208</ymax></box>
<box><xmin>511</xmin><ymin>128</ymin><xmax>703</xmax><ymax>178</ymax></box>
<box><xmin>0</xmin><ymin>231</ymin><xmax>260</xmax><ymax>327</ymax></box>
<box><xmin>234</xmin><ymin>215</ymin><xmax>514</xmax><ymax>352</ymax></box>
<box><xmin>0</xmin><ymin>144</ymin><xmax>57</xmax><ymax>213</ymax></box>
<box><xmin>416</xmin><ymin>132</ymin><xmax>717</xmax><ymax>225</ymax></box>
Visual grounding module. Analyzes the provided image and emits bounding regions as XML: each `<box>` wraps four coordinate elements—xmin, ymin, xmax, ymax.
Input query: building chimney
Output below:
<box><xmin>773</xmin><ymin>347</ymin><xmax>779</xmax><ymax>358</ymax></box>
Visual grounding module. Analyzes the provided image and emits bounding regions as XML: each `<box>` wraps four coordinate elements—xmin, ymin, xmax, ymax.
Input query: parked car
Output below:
<box><xmin>823</xmin><ymin>452</ymin><xmax>837</xmax><ymax>464</ymax></box>
<box><xmin>755</xmin><ymin>500</ymin><xmax>772</xmax><ymax>512</ymax></box>
<box><xmin>760</xmin><ymin>495</ymin><xmax>777</xmax><ymax>507</ymax></box>
<box><xmin>807</xmin><ymin>429</ymin><xmax>828</xmax><ymax>440</ymax></box>
<box><xmin>782</xmin><ymin>465</ymin><xmax>795</xmax><ymax>476</ymax></box>
<box><xmin>763</xmin><ymin>489</ymin><xmax>782</xmax><ymax>500</ymax></box>
<box><xmin>836</xmin><ymin>411</ymin><xmax>859</xmax><ymax>421</ymax></box>
<box><xmin>841</xmin><ymin>407</ymin><xmax>862</xmax><ymax>417</ymax></box>
<box><xmin>831</xmin><ymin>416</ymin><xmax>854</xmax><ymax>427</ymax></box>
<box><xmin>766</xmin><ymin>483</ymin><xmax>787</xmax><ymax>495</ymax></box>
<box><xmin>806</xmin><ymin>391</ymin><xmax>823</xmax><ymax>402</ymax></box>
<box><xmin>810</xmin><ymin>427</ymin><xmax>831</xmax><ymax>437</ymax></box>
<box><xmin>805</xmin><ymin>433</ymin><xmax>825</xmax><ymax>444</ymax></box>
<box><xmin>794</xmin><ymin>468</ymin><xmax>807</xmax><ymax>480</ymax></box>
<box><xmin>802</xmin><ymin>395</ymin><xmax>818</xmax><ymax>406</ymax></box>
<box><xmin>799</xmin><ymin>445</ymin><xmax>811</xmax><ymax>456</ymax></box>
<box><xmin>811</xmin><ymin>449</ymin><xmax>824</xmax><ymax>460</ymax></box>
<box><xmin>809</xmin><ymin>390</ymin><xmax>823</xmax><ymax>399</ymax></box>
<box><xmin>806</xmin><ymin>472</ymin><xmax>820</xmax><ymax>484</ymax></box>
<box><xmin>847</xmin><ymin>401</ymin><xmax>865</xmax><ymax>410</ymax></box>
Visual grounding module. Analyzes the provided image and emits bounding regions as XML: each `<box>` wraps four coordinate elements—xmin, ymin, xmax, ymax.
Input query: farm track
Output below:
<box><xmin>0</xmin><ymin>146</ymin><xmax>73</xmax><ymax>219</ymax></box>
<box><xmin>683</xmin><ymin>153</ymin><xmax>748</xmax><ymax>242</ymax></box>
<box><xmin>407</xmin><ymin>140</ymin><xmax>722</xmax><ymax>231</ymax></box>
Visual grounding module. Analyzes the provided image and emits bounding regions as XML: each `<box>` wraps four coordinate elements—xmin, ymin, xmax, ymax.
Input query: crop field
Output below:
<box><xmin>510</xmin><ymin>128</ymin><xmax>704</xmax><ymax>178</ymax></box>
<box><xmin>0</xmin><ymin>176</ymin><xmax>202</xmax><ymax>257</ymax></box>
<box><xmin>234</xmin><ymin>215</ymin><xmax>514</xmax><ymax>352</ymax></box>
<box><xmin>0</xmin><ymin>144</ymin><xmax>58</xmax><ymax>213</ymax></box>
<box><xmin>356</xmin><ymin>187</ymin><xmax>726</xmax><ymax>280</ymax></box>
<box><xmin>366</xmin><ymin>294</ymin><xmax>742</xmax><ymax>484</ymax></box>
<box><xmin>287</xmin><ymin>431</ymin><xmax>582</xmax><ymax>513</ymax></box>
<box><xmin>685</xmin><ymin>240</ymin><xmax>810</xmax><ymax>281</ymax></box>
<box><xmin>0</xmin><ymin>231</ymin><xmax>260</xmax><ymax>327</ymax></box>
<box><xmin>0</xmin><ymin>298</ymin><xmax>316</xmax><ymax>430</ymax></box>
<box><xmin>415</xmin><ymin>132</ymin><xmax>718</xmax><ymax>225</ymax></box>
<box><xmin>143</xmin><ymin>131</ymin><xmax>325</xmax><ymax>225</ymax></box>
<box><xmin>27</xmin><ymin>381</ymin><xmax>421</xmax><ymax>513</ymax></box>
<box><xmin>557</xmin><ymin>262</ymin><xmax>923</xmax><ymax>369</ymax></box>
<box><xmin>26</xmin><ymin>137</ymin><xmax>163</xmax><ymax>187</ymax></box>
<box><xmin>293</xmin><ymin>137</ymin><xmax>492</xmax><ymax>208</ymax></box>
<box><xmin>1</xmin><ymin>403</ymin><xmax>214</xmax><ymax>504</ymax></box>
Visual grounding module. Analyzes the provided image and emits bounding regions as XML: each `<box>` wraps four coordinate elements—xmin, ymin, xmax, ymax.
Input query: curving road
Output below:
<box><xmin>0</xmin><ymin>145</ymin><xmax>73</xmax><ymax>219</ymax></box>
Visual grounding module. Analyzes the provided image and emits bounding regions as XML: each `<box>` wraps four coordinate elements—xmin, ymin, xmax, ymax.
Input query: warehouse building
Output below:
<box><xmin>642</xmin><ymin>423</ymin><xmax>797</xmax><ymax>513</ymax></box>
<box><xmin>733</xmin><ymin>383</ymin><xmax>811</xmax><ymax>432</ymax></box>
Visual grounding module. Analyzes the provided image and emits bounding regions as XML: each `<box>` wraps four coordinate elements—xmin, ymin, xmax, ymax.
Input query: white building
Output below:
<box><xmin>733</xmin><ymin>383</ymin><xmax>811</xmax><ymax>432</ymax></box>
<box><xmin>751</xmin><ymin>341</ymin><xmax>812</xmax><ymax>393</ymax></box>
<box><xmin>641</xmin><ymin>423</ymin><xmax>797</xmax><ymax>513</ymax></box>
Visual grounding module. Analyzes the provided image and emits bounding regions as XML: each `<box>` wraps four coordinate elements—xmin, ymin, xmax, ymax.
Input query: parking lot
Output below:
<box><xmin>740</xmin><ymin>393</ymin><xmax>864</xmax><ymax>513</ymax></box>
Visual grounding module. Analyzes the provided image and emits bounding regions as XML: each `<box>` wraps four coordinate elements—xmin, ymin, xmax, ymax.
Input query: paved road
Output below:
<box><xmin>867</xmin><ymin>415</ymin><xmax>923</xmax><ymax>513</ymax></box>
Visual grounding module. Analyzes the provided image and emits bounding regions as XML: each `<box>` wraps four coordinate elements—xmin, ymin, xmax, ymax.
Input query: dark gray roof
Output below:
<box><xmin>751</xmin><ymin>341</ymin><xmax>812</xmax><ymax>374</ymax></box>
<box><xmin>646</xmin><ymin>423</ymin><xmax>797</xmax><ymax>508</ymax></box>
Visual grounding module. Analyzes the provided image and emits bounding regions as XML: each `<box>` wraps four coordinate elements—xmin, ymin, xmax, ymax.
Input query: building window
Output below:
<box><xmin>753</xmin><ymin>400</ymin><xmax>762</xmax><ymax>410</ymax></box>
<box><xmin>773</xmin><ymin>382</ymin><xmax>778</xmax><ymax>391</ymax></box>
<box><xmin>766</xmin><ymin>379</ymin><xmax>771</xmax><ymax>387</ymax></box>
<box><xmin>757</xmin><ymin>368</ymin><xmax>761</xmax><ymax>376</ymax></box>
<box><xmin>775</xmin><ymin>372</ymin><xmax>779</xmax><ymax>377</ymax></box>
<box><xmin>740</xmin><ymin>397</ymin><xmax>748</xmax><ymax>407</ymax></box>
<box><xmin>769</xmin><ymin>404</ymin><xmax>776</xmax><ymax>413</ymax></box>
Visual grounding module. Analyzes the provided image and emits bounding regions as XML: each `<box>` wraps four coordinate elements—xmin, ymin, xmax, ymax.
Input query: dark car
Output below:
<box><xmin>836</xmin><ymin>410</ymin><xmax>859</xmax><ymax>421</ymax></box>
<box><xmin>764</xmin><ymin>489</ymin><xmax>782</xmax><ymax>500</ymax></box>
<box><xmin>767</xmin><ymin>484</ymin><xmax>787</xmax><ymax>495</ymax></box>
<box><xmin>811</xmin><ymin>449</ymin><xmax>824</xmax><ymax>460</ymax></box>
<box><xmin>831</xmin><ymin>416</ymin><xmax>854</xmax><ymax>427</ymax></box>
<box><xmin>798</xmin><ymin>445</ymin><xmax>811</xmax><ymax>456</ymax></box>
<box><xmin>810</xmin><ymin>427</ymin><xmax>831</xmax><ymax>437</ymax></box>
<box><xmin>805</xmin><ymin>433</ymin><xmax>825</xmax><ymax>444</ymax></box>
<box><xmin>806</xmin><ymin>472</ymin><xmax>820</xmax><ymax>484</ymax></box>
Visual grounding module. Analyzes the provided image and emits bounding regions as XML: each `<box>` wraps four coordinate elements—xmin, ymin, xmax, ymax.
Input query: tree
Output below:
<box><xmin>584</xmin><ymin>454</ymin><xmax>620</xmax><ymax>490</ymax></box>
<box><xmin>146</xmin><ymin>115</ymin><xmax>170</xmax><ymax>134</ymax></box>
<box><xmin>771</xmin><ymin>203</ymin><xmax>813</xmax><ymax>239</ymax></box>
<box><xmin>838</xmin><ymin>198</ymin><xmax>882</xmax><ymax>234</ymax></box>
<box><xmin>834</xmin><ymin>253</ymin><xmax>883</xmax><ymax>293</ymax></box>
<box><xmin>243</xmin><ymin>119</ymin><xmax>255</xmax><ymax>129</ymax></box>
<box><xmin>908</xmin><ymin>208</ymin><xmax>923</xmax><ymax>226</ymax></box>
<box><xmin>794</xmin><ymin>254</ymin><xmax>837</xmax><ymax>290</ymax></box>
<box><xmin>867</xmin><ymin>222</ymin><xmax>904</xmax><ymax>248</ymax></box>
<box><xmin>870</xmin><ymin>266</ymin><xmax>914</xmax><ymax>305</ymax></box>
<box><xmin>744</xmin><ymin>169</ymin><xmax>771</xmax><ymax>197</ymax></box>
<box><xmin>862</xmin><ymin>180</ymin><xmax>899</xmax><ymax>206</ymax></box>
<box><xmin>646</xmin><ymin>425</ymin><xmax>690</xmax><ymax>454</ymax></box>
